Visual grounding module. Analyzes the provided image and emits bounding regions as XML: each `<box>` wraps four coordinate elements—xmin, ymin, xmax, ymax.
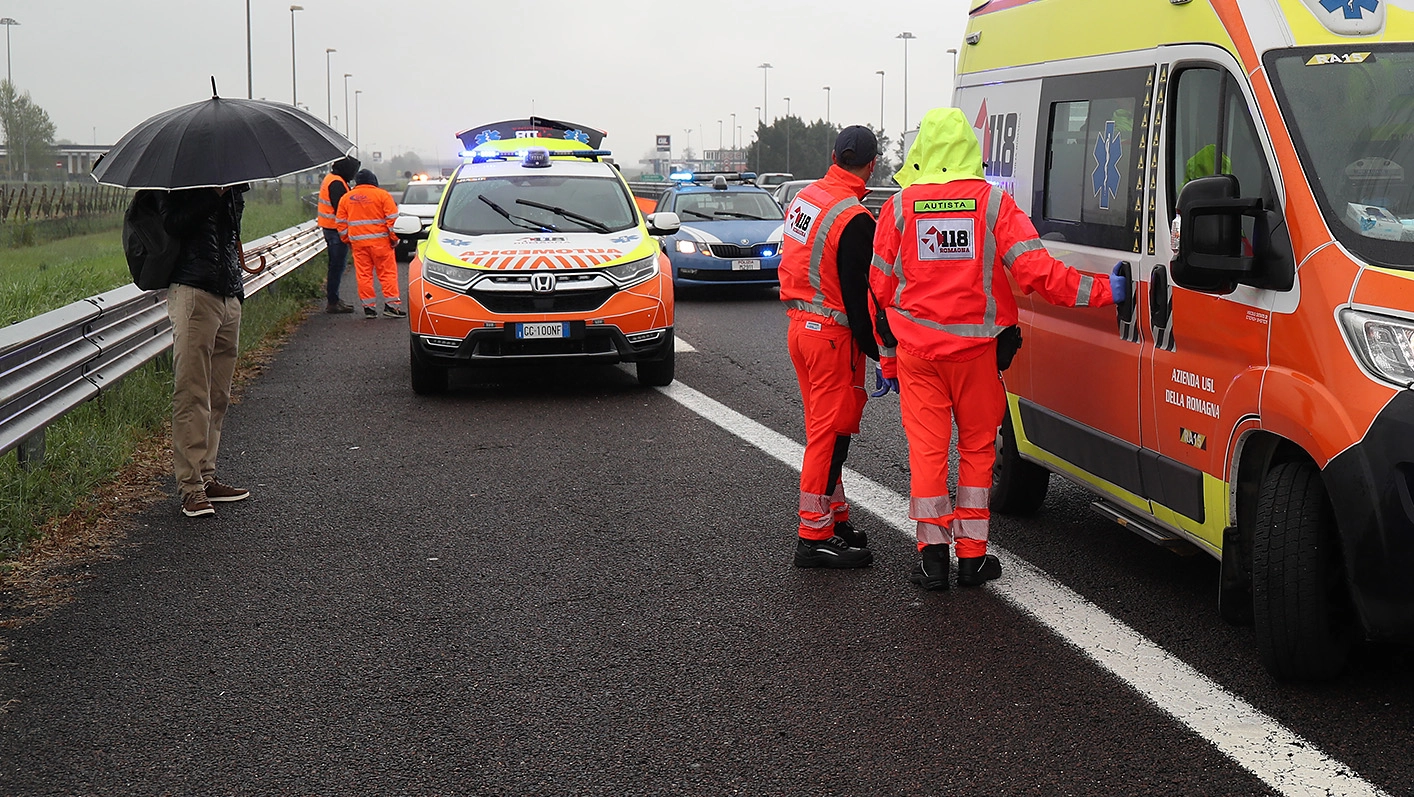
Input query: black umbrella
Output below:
<box><xmin>92</xmin><ymin>82</ymin><xmax>353</xmax><ymax>189</ymax></box>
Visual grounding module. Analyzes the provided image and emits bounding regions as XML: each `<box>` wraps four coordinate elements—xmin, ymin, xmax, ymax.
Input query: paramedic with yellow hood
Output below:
<box><xmin>870</xmin><ymin>107</ymin><xmax>1129</xmax><ymax>589</ymax></box>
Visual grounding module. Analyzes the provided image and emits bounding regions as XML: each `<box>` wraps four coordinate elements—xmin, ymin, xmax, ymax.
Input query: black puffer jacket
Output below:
<box><xmin>163</xmin><ymin>185</ymin><xmax>249</xmax><ymax>299</ymax></box>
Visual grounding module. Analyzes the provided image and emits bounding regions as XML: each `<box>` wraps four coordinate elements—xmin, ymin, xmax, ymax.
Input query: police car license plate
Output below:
<box><xmin>731</xmin><ymin>259</ymin><xmax>761</xmax><ymax>271</ymax></box>
<box><xmin>517</xmin><ymin>322</ymin><xmax>568</xmax><ymax>339</ymax></box>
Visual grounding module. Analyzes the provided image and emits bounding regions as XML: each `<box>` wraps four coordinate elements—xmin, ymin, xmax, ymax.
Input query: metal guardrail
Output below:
<box><xmin>0</xmin><ymin>220</ymin><xmax>326</xmax><ymax>467</ymax></box>
<box><xmin>626</xmin><ymin>181</ymin><xmax>672</xmax><ymax>200</ymax></box>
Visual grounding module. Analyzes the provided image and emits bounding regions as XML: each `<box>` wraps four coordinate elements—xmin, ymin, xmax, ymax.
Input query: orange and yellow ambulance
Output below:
<box><xmin>397</xmin><ymin>120</ymin><xmax>679</xmax><ymax>393</ymax></box>
<box><xmin>963</xmin><ymin>0</ymin><xmax>1414</xmax><ymax>679</ymax></box>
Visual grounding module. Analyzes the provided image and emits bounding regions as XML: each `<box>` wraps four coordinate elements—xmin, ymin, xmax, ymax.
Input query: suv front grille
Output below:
<box><xmin>471</xmin><ymin>288</ymin><xmax>616</xmax><ymax>314</ymax></box>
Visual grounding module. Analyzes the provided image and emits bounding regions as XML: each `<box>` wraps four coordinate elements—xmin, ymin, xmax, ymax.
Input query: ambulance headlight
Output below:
<box><xmin>1340</xmin><ymin>309</ymin><xmax>1414</xmax><ymax>385</ymax></box>
<box><xmin>674</xmin><ymin>240</ymin><xmax>698</xmax><ymax>254</ymax></box>
<box><xmin>604</xmin><ymin>256</ymin><xmax>658</xmax><ymax>287</ymax></box>
<box><xmin>422</xmin><ymin>258</ymin><xmax>478</xmax><ymax>291</ymax></box>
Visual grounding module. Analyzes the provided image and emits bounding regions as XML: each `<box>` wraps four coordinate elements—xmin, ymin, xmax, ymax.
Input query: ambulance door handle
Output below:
<box><xmin>1114</xmin><ymin>260</ymin><xmax>1138</xmax><ymax>342</ymax></box>
<box><xmin>1150</xmin><ymin>264</ymin><xmax>1172</xmax><ymax>336</ymax></box>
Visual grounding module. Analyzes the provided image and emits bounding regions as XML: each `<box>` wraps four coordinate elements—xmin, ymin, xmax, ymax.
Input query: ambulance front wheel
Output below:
<box><xmin>410</xmin><ymin>339</ymin><xmax>449</xmax><ymax>395</ymax></box>
<box><xmin>1252</xmin><ymin>460</ymin><xmax>1354</xmax><ymax>681</ymax></box>
<box><xmin>991</xmin><ymin>411</ymin><xmax>1049</xmax><ymax>516</ymax></box>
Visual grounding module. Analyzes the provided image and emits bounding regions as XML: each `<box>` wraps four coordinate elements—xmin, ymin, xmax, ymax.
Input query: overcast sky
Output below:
<box><xmin>10</xmin><ymin>0</ymin><xmax>970</xmax><ymax>168</ymax></box>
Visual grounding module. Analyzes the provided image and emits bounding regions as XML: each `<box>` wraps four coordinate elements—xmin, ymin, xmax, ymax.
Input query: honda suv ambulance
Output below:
<box><xmin>398</xmin><ymin>120</ymin><xmax>678</xmax><ymax>393</ymax></box>
<box><xmin>964</xmin><ymin>0</ymin><xmax>1414</xmax><ymax>679</ymax></box>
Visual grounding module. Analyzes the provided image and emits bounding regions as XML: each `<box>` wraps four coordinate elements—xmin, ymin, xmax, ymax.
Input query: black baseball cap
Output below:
<box><xmin>834</xmin><ymin>126</ymin><xmax>878</xmax><ymax>167</ymax></box>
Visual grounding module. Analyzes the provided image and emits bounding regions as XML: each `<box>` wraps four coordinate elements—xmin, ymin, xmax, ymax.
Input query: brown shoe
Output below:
<box><xmin>182</xmin><ymin>489</ymin><xmax>215</xmax><ymax>517</ymax></box>
<box><xmin>326</xmin><ymin>301</ymin><xmax>355</xmax><ymax>314</ymax></box>
<box><xmin>203</xmin><ymin>478</ymin><xmax>249</xmax><ymax>503</ymax></box>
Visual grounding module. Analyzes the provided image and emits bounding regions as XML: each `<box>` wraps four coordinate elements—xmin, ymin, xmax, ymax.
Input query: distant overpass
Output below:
<box><xmin>0</xmin><ymin>144</ymin><xmax>107</xmax><ymax>180</ymax></box>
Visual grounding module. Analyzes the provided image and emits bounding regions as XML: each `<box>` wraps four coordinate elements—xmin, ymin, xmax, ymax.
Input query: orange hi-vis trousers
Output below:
<box><xmin>898</xmin><ymin>345</ymin><xmax>1006</xmax><ymax>557</ymax></box>
<box><xmin>788</xmin><ymin>316</ymin><xmax>867</xmax><ymax>540</ymax></box>
<box><xmin>352</xmin><ymin>242</ymin><xmax>401</xmax><ymax>308</ymax></box>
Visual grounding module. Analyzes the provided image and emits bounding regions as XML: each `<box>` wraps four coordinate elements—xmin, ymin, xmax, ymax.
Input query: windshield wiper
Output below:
<box><xmin>714</xmin><ymin>211</ymin><xmax>767</xmax><ymax>220</ymax></box>
<box><xmin>680</xmin><ymin>209</ymin><xmax>714</xmax><ymax>220</ymax></box>
<box><xmin>515</xmin><ymin>198</ymin><xmax>610</xmax><ymax>233</ymax></box>
<box><xmin>479</xmin><ymin>195</ymin><xmax>557</xmax><ymax>232</ymax></box>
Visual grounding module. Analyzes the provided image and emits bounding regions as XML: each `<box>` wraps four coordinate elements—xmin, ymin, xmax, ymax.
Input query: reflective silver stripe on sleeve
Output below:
<box><xmin>1002</xmin><ymin>238</ymin><xmax>1044</xmax><ymax>268</ymax></box>
<box><xmin>384</xmin><ymin>214</ymin><xmax>400</xmax><ymax>221</ymax></box>
<box><xmin>783</xmin><ymin>298</ymin><xmax>850</xmax><ymax>327</ymax></box>
<box><xmin>892</xmin><ymin>192</ymin><xmax>904</xmax><ymax>232</ymax></box>
<box><xmin>807</xmin><ymin>196</ymin><xmax>863</xmax><ymax>307</ymax></box>
<box><xmin>870</xmin><ymin>252</ymin><xmax>893</xmax><ymax>276</ymax></box>
<box><xmin>880</xmin><ymin>346</ymin><xmax>896</xmax><ymax>358</ymax></box>
<box><xmin>1075</xmin><ymin>274</ymin><xmax>1094</xmax><ymax>308</ymax></box>
<box><xmin>910</xmin><ymin>495</ymin><xmax>954</xmax><ymax>519</ymax></box>
<box><xmin>956</xmin><ymin>485</ymin><xmax>990</xmax><ymax>509</ymax></box>
<box><xmin>982</xmin><ymin>185</ymin><xmax>1002</xmax><ymax>330</ymax></box>
<box><xmin>318</xmin><ymin>211</ymin><xmax>336</xmax><ymax>220</ymax></box>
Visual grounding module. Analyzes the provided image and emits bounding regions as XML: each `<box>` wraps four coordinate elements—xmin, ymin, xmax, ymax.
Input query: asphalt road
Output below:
<box><xmin>2</xmin><ymin>275</ymin><xmax>1412</xmax><ymax>797</ymax></box>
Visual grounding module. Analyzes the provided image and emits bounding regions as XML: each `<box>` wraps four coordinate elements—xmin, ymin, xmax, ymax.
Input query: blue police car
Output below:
<box><xmin>647</xmin><ymin>172</ymin><xmax>785</xmax><ymax>288</ymax></box>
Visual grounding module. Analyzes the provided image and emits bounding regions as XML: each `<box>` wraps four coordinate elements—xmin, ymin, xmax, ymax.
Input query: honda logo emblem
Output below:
<box><xmin>530</xmin><ymin>272</ymin><xmax>556</xmax><ymax>293</ymax></box>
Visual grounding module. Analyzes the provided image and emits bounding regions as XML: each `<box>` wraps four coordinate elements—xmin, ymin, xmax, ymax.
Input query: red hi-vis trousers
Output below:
<box><xmin>352</xmin><ymin>242</ymin><xmax>401</xmax><ymax>308</ymax></box>
<box><xmin>788</xmin><ymin>316</ymin><xmax>867</xmax><ymax>540</ymax></box>
<box><xmin>898</xmin><ymin>346</ymin><xmax>1006</xmax><ymax>557</ymax></box>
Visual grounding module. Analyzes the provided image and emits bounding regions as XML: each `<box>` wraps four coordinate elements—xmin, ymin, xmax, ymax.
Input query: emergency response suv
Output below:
<box><xmin>395</xmin><ymin>119</ymin><xmax>678</xmax><ymax>393</ymax></box>
<box><xmin>965</xmin><ymin>0</ymin><xmax>1414</xmax><ymax>680</ymax></box>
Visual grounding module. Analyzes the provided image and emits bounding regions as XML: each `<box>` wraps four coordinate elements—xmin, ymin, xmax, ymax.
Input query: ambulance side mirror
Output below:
<box><xmin>647</xmin><ymin>212</ymin><xmax>681</xmax><ymax>236</ymax></box>
<box><xmin>1171</xmin><ymin>174</ymin><xmax>1261</xmax><ymax>295</ymax></box>
<box><xmin>392</xmin><ymin>214</ymin><xmax>422</xmax><ymax>235</ymax></box>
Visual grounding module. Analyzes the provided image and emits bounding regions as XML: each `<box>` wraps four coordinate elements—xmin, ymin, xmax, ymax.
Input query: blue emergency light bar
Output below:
<box><xmin>668</xmin><ymin>170</ymin><xmax>758</xmax><ymax>184</ymax></box>
<box><xmin>460</xmin><ymin>148</ymin><xmax>613</xmax><ymax>165</ymax></box>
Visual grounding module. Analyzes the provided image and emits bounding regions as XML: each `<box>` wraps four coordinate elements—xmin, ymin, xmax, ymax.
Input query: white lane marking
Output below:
<box><xmin>674</xmin><ymin>336</ymin><xmax>697</xmax><ymax>353</ymax></box>
<box><xmin>658</xmin><ymin>380</ymin><xmax>1390</xmax><ymax>797</ymax></box>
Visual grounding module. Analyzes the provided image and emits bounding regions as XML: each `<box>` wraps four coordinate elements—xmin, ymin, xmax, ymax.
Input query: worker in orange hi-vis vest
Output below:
<box><xmin>870</xmin><ymin>107</ymin><xmax>1129</xmax><ymax>589</ymax></box>
<box><xmin>779</xmin><ymin>126</ymin><xmax>896</xmax><ymax>570</ymax></box>
<box><xmin>336</xmin><ymin>169</ymin><xmax>405</xmax><ymax>319</ymax></box>
<box><xmin>316</xmin><ymin>156</ymin><xmax>360</xmax><ymax>313</ymax></box>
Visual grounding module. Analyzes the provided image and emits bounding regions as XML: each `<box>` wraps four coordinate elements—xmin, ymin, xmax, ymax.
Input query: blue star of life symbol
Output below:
<box><xmin>1091</xmin><ymin>120</ymin><xmax>1123</xmax><ymax>210</ymax></box>
<box><xmin>1321</xmin><ymin>0</ymin><xmax>1379</xmax><ymax>19</ymax></box>
<box><xmin>563</xmin><ymin>129</ymin><xmax>590</xmax><ymax>144</ymax></box>
<box><xmin>474</xmin><ymin>130</ymin><xmax>502</xmax><ymax>146</ymax></box>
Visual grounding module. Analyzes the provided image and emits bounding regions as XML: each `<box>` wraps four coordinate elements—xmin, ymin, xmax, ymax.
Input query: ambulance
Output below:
<box><xmin>397</xmin><ymin>119</ymin><xmax>678</xmax><ymax>393</ymax></box>
<box><xmin>962</xmin><ymin>0</ymin><xmax>1414</xmax><ymax>679</ymax></box>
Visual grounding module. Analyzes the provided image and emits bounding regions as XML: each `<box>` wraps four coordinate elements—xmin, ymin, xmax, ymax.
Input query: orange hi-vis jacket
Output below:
<box><xmin>317</xmin><ymin>172</ymin><xmax>350</xmax><ymax>230</ymax></box>
<box><xmin>870</xmin><ymin>179</ymin><xmax>1117</xmax><ymax>361</ymax></box>
<box><xmin>779</xmin><ymin>166</ymin><xmax>874</xmax><ymax>329</ymax></box>
<box><xmin>335</xmin><ymin>184</ymin><xmax>400</xmax><ymax>249</ymax></box>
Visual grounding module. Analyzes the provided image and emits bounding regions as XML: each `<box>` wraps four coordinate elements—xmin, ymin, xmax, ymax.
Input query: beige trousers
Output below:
<box><xmin>168</xmin><ymin>284</ymin><xmax>242</xmax><ymax>498</ymax></box>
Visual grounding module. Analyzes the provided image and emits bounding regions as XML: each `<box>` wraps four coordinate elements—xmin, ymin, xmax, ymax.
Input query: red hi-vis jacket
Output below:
<box><xmin>335</xmin><ymin>184</ymin><xmax>400</xmax><ymax>249</ymax></box>
<box><xmin>317</xmin><ymin>172</ymin><xmax>349</xmax><ymax>230</ymax></box>
<box><xmin>870</xmin><ymin>180</ymin><xmax>1117</xmax><ymax>361</ymax></box>
<box><xmin>779</xmin><ymin>166</ymin><xmax>873</xmax><ymax>328</ymax></box>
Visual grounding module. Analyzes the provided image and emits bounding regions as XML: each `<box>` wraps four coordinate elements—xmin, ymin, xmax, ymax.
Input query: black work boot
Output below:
<box><xmin>793</xmin><ymin>535</ymin><xmax>874</xmax><ymax>569</ymax></box>
<box><xmin>833</xmin><ymin>519</ymin><xmax>868</xmax><ymax>549</ymax></box>
<box><xmin>908</xmin><ymin>544</ymin><xmax>951</xmax><ymax>591</ymax></box>
<box><xmin>956</xmin><ymin>554</ymin><xmax>1002</xmax><ymax>587</ymax></box>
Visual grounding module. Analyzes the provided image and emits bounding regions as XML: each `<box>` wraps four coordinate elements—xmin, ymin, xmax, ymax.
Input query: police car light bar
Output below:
<box><xmin>668</xmin><ymin>171</ymin><xmax>758</xmax><ymax>184</ymax></box>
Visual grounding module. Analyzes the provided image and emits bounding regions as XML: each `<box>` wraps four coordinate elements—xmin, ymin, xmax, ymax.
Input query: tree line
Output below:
<box><xmin>0</xmin><ymin>80</ymin><xmax>58</xmax><ymax>182</ymax></box>
<box><xmin>744</xmin><ymin>118</ymin><xmax>903</xmax><ymax>187</ymax></box>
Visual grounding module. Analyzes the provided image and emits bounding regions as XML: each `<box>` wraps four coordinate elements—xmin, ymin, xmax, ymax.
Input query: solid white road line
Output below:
<box><xmin>674</xmin><ymin>336</ymin><xmax>697</xmax><ymax>353</ymax></box>
<box><xmin>658</xmin><ymin>380</ymin><xmax>1390</xmax><ymax>797</ymax></box>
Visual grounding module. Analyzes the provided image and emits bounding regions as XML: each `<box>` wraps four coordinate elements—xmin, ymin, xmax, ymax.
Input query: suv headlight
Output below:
<box><xmin>1340</xmin><ymin>308</ymin><xmax>1414</xmax><ymax>386</ymax></box>
<box><xmin>604</xmin><ymin>256</ymin><xmax>658</xmax><ymax>287</ymax></box>
<box><xmin>423</xmin><ymin>257</ymin><xmax>478</xmax><ymax>291</ymax></box>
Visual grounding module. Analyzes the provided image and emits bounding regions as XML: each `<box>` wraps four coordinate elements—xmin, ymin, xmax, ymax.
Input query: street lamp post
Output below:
<box><xmin>245</xmin><ymin>0</ymin><xmax>253</xmax><ymax>99</ymax></box>
<box><xmin>324</xmin><ymin>48</ymin><xmax>336</xmax><ymax>124</ymax></box>
<box><xmin>730</xmin><ymin>112</ymin><xmax>737</xmax><ymax>149</ymax></box>
<box><xmin>823</xmin><ymin>86</ymin><xmax>831</xmax><ymax>126</ymax></box>
<box><xmin>1</xmin><ymin>17</ymin><xmax>20</xmax><ymax>181</ymax></box>
<box><xmin>343</xmin><ymin>73</ymin><xmax>352</xmax><ymax>136</ymax></box>
<box><xmin>717</xmin><ymin>119</ymin><xmax>723</xmax><ymax>153</ymax></box>
<box><xmin>757</xmin><ymin>63</ymin><xmax>773</xmax><ymax>121</ymax></box>
<box><xmin>897</xmin><ymin>31</ymin><xmax>917</xmax><ymax>132</ymax></box>
<box><xmin>875</xmin><ymin>70</ymin><xmax>885</xmax><ymax>134</ymax></box>
<box><xmin>0</xmin><ymin>17</ymin><xmax>18</xmax><ymax>85</ymax></box>
<box><xmin>783</xmin><ymin>97</ymin><xmax>791</xmax><ymax>173</ymax></box>
<box><xmin>754</xmin><ymin>105</ymin><xmax>761</xmax><ymax>125</ymax></box>
<box><xmin>947</xmin><ymin>47</ymin><xmax>959</xmax><ymax>98</ymax></box>
<box><xmin>289</xmin><ymin>6</ymin><xmax>303</xmax><ymax>106</ymax></box>
<box><xmin>354</xmin><ymin>90</ymin><xmax>362</xmax><ymax>153</ymax></box>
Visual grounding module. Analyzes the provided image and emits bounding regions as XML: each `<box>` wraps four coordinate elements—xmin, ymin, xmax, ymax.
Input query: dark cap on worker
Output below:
<box><xmin>355</xmin><ymin>169</ymin><xmax>379</xmax><ymax>187</ymax></box>
<box><xmin>834</xmin><ymin>125</ymin><xmax>878</xmax><ymax>167</ymax></box>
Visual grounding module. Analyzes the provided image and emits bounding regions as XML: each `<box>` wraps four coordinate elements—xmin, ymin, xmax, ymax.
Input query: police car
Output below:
<box><xmin>394</xmin><ymin>119</ymin><xmax>678</xmax><ymax>393</ymax></box>
<box><xmin>648</xmin><ymin>171</ymin><xmax>785</xmax><ymax>288</ymax></box>
<box><xmin>395</xmin><ymin>175</ymin><xmax>449</xmax><ymax>259</ymax></box>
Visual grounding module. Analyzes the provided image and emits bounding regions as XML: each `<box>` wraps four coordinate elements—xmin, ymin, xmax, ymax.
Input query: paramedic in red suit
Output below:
<box><xmin>780</xmin><ymin>126</ymin><xmax>897</xmax><ymax>569</ymax></box>
<box><xmin>870</xmin><ymin>108</ymin><xmax>1129</xmax><ymax>588</ymax></box>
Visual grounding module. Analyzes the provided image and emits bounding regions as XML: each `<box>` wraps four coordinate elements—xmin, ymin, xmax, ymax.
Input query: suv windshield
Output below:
<box><xmin>674</xmin><ymin>191</ymin><xmax>784</xmax><ymax>221</ymax></box>
<box><xmin>1268</xmin><ymin>47</ymin><xmax>1414</xmax><ymax>268</ymax></box>
<box><xmin>401</xmin><ymin>183</ymin><xmax>445</xmax><ymax>205</ymax></box>
<box><xmin>439</xmin><ymin>173</ymin><xmax>636</xmax><ymax>235</ymax></box>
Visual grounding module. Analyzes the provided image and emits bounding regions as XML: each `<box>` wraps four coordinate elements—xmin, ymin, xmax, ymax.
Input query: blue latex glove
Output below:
<box><xmin>1109</xmin><ymin>263</ymin><xmax>1129</xmax><ymax>304</ymax></box>
<box><xmin>870</xmin><ymin>367</ymin><xmax>900</xmax><ymax>398</ymax></box>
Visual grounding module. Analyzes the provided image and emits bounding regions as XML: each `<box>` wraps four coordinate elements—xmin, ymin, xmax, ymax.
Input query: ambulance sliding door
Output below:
<box><xmin>1145</xmin><ymin>61</ymin><xmax>1280</xmax><ymax>550</ymax></box>
<box><xmin>1013</xmin><ymin>66</ymin><xmax>1154</xmax><ymax>511</ymax></box>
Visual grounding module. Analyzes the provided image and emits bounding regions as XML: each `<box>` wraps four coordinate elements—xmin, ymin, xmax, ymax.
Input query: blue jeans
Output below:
<box><xmin>322</xmin><ymin>226</ymin><xmax>350</xmax><ymax>304</ymax></box>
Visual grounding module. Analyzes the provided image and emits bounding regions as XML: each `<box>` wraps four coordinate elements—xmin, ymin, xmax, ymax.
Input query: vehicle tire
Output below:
<box><xmin>636</xmin><ymin>346</ymin><xmax>675</xmax><ymax>387</ymax></box>
<box><xmin>410</xmin><ymin>338</ymin><xmax>448</xmax><ymax>395</ymax></box>
<box><xmin>991</xmin><ymin>410</ymin><xmax>1049</xmax><ymax>515</ymax></box>
<box><xmin>1252</xmin><ymin>460</ymin><xmax>1353</xmax><ymax>681</ymax></box>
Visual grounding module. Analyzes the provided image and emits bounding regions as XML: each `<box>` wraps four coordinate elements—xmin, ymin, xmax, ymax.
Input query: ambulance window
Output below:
<box><xmin>1034</xmin><ymin>67</ymin><xmax>1152</xmax><ymax>250</ymax></box>
<box><xmin>1169</xmin><ymin>68</ymin><xmax>1276</xmax><ymax>215</ymax></box>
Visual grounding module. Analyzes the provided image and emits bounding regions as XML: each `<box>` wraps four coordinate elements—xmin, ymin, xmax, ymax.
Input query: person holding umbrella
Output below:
<box><xmin>93</xmin><ymin>81</ymin><xmax>354</xmax><ymax>518</ymax></box>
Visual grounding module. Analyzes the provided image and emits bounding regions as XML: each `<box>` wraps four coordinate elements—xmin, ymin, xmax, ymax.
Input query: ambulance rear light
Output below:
<box><xmin>1340</xmin><ymin>308</ymin><xmax>1414</xmax><ymax>387</ymax></box>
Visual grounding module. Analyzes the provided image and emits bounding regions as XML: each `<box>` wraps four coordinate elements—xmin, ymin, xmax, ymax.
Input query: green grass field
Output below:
<box><xmin>0</xmin><ymin>189</ymin><xmax>326</xmax><ymax>558</ymax></box>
